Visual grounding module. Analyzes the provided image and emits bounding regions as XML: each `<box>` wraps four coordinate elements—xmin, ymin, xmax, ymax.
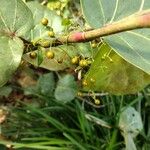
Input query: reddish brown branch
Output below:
<box><xmin>56</xmin><ymin>9</ymin><xmax>150</xmax><ymax>44</ymax></box>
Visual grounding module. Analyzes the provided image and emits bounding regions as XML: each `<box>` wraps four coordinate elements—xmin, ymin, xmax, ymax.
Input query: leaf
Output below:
<box><xmin>0</xmin><ymin>36</ymin><xmax>24</xmax><ymax>87</ymax></box>
<box><xmin>26</xmin><ymin>1</ymin><xmax>64</xmax><ymax>41</ymax></box>
<box><xmin>0</xmin><ymin>86</ymin><xmax>12</xmax><ymax>97</ymax></box>
<box><xmin>0</xmin><ymin>0</ymin><xmax>33</xmax><ymax>38</ymax></box>
<box><xmin>0</xmin><ymin>0</ymin><xmax>33</xmax><ymax>87</ymax></box>
<box><xmin>85</xmin><ymin>114</ymin><xmax>112</xmax><ymax>129</ymax></box>
<box><xmin>118</xmin><ymin>106</ymin><xmax>143</xmax><ymax>138</ymax></box>
<box><xmin>23</xmin><ymin>43</ymin><xmax>92</xmax><ymax>71</ymax></box>
<box><xmin>118</xmin><ymin>106</ymin><xmax>143</xmax><ymax>150</ymax></box>
<box><xmin>23</xmin><ymin>45</ymin><xmax>77</xmax><ymax>71</ymax></box>
<box><xmin>54</xmin><ymin>75</ymin><xmax>77</xmax><ymax>103</ymax></box>
<box><xmin>81</xmin><ymin>0</ymin><xmax>150</xmax><ymax>74</ymax></box>
<box><xmin>37</xmin><ymin>73</ymin><xmax>55</xmax><ymax>96</ymax></box>
<box><xmin>83</xmin><ymin>43</ymin><xmax>150</xmax><ymax>95</ymax></box>
<box><xmin>37</xmin><ymin>48</ymin><xmax>44</xmax><ymax>66</ymax></box>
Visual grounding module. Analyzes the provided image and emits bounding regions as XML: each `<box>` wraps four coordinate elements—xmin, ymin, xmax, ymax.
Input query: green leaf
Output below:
<box><xmin>23</xmin><ymin>43</ymin><xmax>92</xmax><ymax>71</ymax></box>
<box><xmin>0</xmin><ymin>0</ymin><xmax>33</xmax><ymax>38</ymax></box>
<box><xmin>37</xmin><ymin>48</ymin><xmax>44</xmax><ymax>66</ymax></box>
<box><xmin>0</xmin><ymin>0</ymin><xmax>33</xmax><ymax>87</ymax></box>
<box><xmin>27</xmin><ymin>1</ymin><xmax>64</xmax><ymax>41</ymax></box>
<box><xmin>0</xmin><ymin>36</ymin><xmax>24</xmax><ymax>87</ymax></box>
<box><xmin>83</xmin><ymin>43</ymin><xmax>150</xmax><ymax>95</ymax></box>
<box><xmin>54</xmin><ymin>75</ymin><xmax>77</xmax><ymax>103</ymax></box>
<box><xmin>23</xmin><ymin>45</ymin><xmax>77</xmax><ymax>71</ymax></box>
<box><xmin>0</xmin><ymin>86</ymin><xmax>12</xmax><ymax>97</ymax></box>
<box><xmin>81</xmin><ymin>0</ymin><xmax>150</xmax><ymax>74</ymax></box>
<box><xmin>37</xmin><ymin>73</ymin><xmax>55</xmax><ymax>96</ymax></box>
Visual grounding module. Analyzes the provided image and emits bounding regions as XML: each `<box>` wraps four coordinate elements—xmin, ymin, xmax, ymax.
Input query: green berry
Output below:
<box><xmin>79</xmin><ymin>59</ymin><xmax>88</xmax><ymax>67</ymax></box>
<box><xmin>46</xmin><ymin>51</ymin><xmax>55</xmax><ymax>59</ymax></box>
<box><xmin>41</xmin><ymin>18</ymin><xmax>48</xmax><ymax>26</ymax></box>
<box><xmin>29</xmin><ymin>51</ymin><xmax>37</xmax><ymax>59</ymax></box>
<box><xmin>47</xmin><ymin>31</ymin><xmax>55</xmax><ymax>37</ymax></box>
<box><xmin>71</xmin><ymin>56</ymin><xmax>79</xmax><ymax>65</ymax></box>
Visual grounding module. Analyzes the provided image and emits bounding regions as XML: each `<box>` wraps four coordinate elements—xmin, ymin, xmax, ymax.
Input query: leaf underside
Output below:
<box><xmin>81</xmin><ymin>0</ymin><xmax>150</xmax><ymax>74</ymax></box>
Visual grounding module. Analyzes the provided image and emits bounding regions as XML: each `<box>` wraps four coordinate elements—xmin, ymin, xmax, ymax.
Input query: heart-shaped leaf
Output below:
<box><xmin>81</xmin><ymin>0</ymin><xmax>150</xmax><ymax>74</ymax></box>
<box><xmin>0</xmin><ymin>0</ymin><xmax>33</xmax><ymax>38</ymax></box>
<box><xmin>83</xmin><ymin>43</ymin><xmax>150</xmax><ymax>94</ymax></box>
<box><xmin>0</xmin><ymin>0</ymin><xmax>33</xmax><ymax>87</ymax></box>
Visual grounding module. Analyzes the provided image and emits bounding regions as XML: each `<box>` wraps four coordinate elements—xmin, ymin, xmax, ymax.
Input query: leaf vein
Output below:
<box><xmin>98</xmin><ymin>0</ymin><xmax>105</xmax><ymax>25</ymax></box>
<box><xmin>117</xmin><ymin>35</ymin><xmax>150</xmax><ymax>66</ymax></box>
<box><xmin>0</xmin><ymin>11</ymin><xmax>10</xmax><ymax>32</ymax></box>
<box><xmin>109</xmin><ymin>0</ymin><xmax>119</xmax><ymax>23</ymax></box>
<box><xmin>12</xmin><ymin>0</ymin><xmax>18</xmax><ymax>31</ymax></box>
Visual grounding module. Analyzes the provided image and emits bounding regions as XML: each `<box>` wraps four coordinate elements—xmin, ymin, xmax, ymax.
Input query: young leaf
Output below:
<box><xmin>54</xmin><ymin>75</ymin><xmax>77</xmax><ymax>103</ymax></box>
<box><xmin>81</xmin><ymin>0</ymin><xmax>150</xmax><ymax>74</ymax></box>
<box><xmin>83</xmin><ymin>43</ymin><xmax>150</xmax><ymax>95</ymax></box>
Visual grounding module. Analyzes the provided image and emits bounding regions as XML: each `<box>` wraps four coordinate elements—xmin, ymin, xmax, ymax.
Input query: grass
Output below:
<box><xmin>0</xmin><ymin>85</ymin><xmax>150</xmax><ymax>150</ymax></box>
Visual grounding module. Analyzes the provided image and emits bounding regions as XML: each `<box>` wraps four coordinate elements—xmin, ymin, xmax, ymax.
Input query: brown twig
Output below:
<box><xmin>56</xmin><ymin>10</ymin><xmax>150</xmax><ymax>44</ymax></box>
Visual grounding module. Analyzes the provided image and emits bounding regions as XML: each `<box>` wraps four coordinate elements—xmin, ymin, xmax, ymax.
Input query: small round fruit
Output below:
<box><xmin>46</xmin><ymin>51</ymin><xmax>55</xmax><ymax>59</ymax></box>
<box><xmin>48</xmin><ymin>31</ymin><xmax>55</xmax><ymax>37</ymax></box>
<box><xmin>41</xmin><ymin>18</ymin><xmax>48</xmax><ymax>26</ymax></box>
<box><xmin>79</xmin><ymin>59</ymin><xmax>88</xmax><ymax>67</ymax></box>
<box><xmin>55</xmin><ymin>1</ymin><xmax>61</xmax><ymax>9</ymax></box>
<box><xmin>39</xmin><ymin>40</ymin><xmax>51</xmax><ymax>48</ymax></box>
<box><xmin>90</xmin><ymin>78</ymin><xmax>95</xmax><ymax>83</ymax></box>
<box><xmin>94</xmin><ymin>99</ymin><xmax>100</xmax><ymax>105</ymax></box>
<box><xmin>82</xmin><ymin>80</ymin><xmax>88</xmax><ymax>86</ymax></box>
<box><xmin>29</xmin><ymin>52</ymin><xmax>37</xmax><ymax>59</ymax></box>
<box><xmin>91</xmin><ymin>43</ymin><xmax>97</xmax><ymax>48</ymax></box>
<box><xmin>77</xmin><ymin>92</ymin><xmax>83</xmax><ymax>97</ymax></box>
<box><xmin>71</xmin><ymin>56</ymin><xmax>79</xmax><ymax>65</ymax></box>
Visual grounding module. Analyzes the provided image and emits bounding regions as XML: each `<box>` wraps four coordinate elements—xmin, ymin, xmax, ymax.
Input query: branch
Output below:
<box><xmin>55</xmin><ymin>9</ymin><xmax>150</xmax><ymax>44</ymax></box>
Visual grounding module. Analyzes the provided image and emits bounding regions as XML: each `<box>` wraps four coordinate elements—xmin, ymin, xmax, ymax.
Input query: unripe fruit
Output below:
<box><xmin>55</xmin><ymin>1</ymin><xmax>61</xmax><ymax>9</ymax></box>
<box><xmin>46</xmin><ymin>51</ymin><xmax>54</xmax><ymax>59</ymax></box>
<box><xmin>41</xmin><ymin>18</ymin><xmax>48</xmax><ymax>26</ymax></box>
<box><xmin>29</xmin><ymin>52</ymin><xmax>37</xmax><ymax>59</ymax></box>
<box><xmin>39</xmin><ymin>40</ymin><xmax>51</xmax><ymax>48</ymax></box>
<box><xmin>82</xmin><ymin>80</ymin><xmax>88</xmax><ymax>86</ymax></box>
<box><xmin>77</xmin><ymin>92</ymin><xmax>83</xmax><ymax>97</ymax></box>
<box><xmin>94</xmin><ymin>99</ymin><xmax>100</xmax><ymax>105</ymax></box>
<box><xmin>48</xmin><ymin>31</ymin><xmax>55</xmax><ymax>37</ymax></box>
<box><xmin>91</xmin><ymin>43</ymin><xmax>97</xmax><ymax>48</ymax></box>
<box><xmin>90</xmin><ymin>78</ymin><xmax>95</xmax><ymax>83</ymax></box>
<box><xmin>79</xmin><ymin>59</ymin><xmax>88</xmax><ymax>67</ymax></box>
<box><xmin>71</xmin><ymin>56</ymin><xmax>79</xmax><ymax>65</ymax></box>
